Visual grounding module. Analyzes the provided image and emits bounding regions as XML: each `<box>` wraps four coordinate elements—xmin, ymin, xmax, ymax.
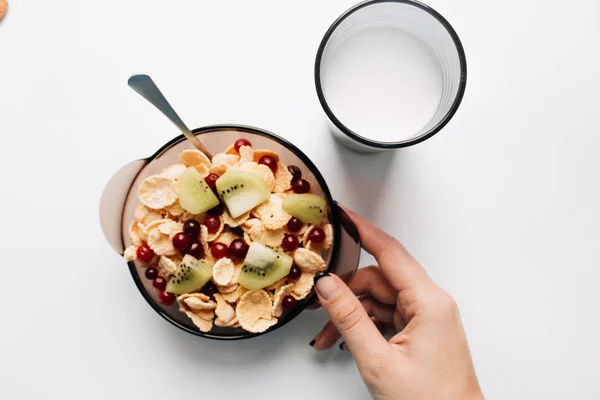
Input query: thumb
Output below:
<box><xmin>314</xmin><ymin>272</ymin><xmax>389</xmax><ymax>361</ymax></box>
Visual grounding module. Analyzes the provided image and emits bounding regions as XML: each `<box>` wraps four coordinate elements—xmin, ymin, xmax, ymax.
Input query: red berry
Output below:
<box><xmin>159</xmin><ymin>291</ymin><xmax>176</xmax><ymax>305</ymax></box>
<box><xmin>287</xmin><ymin>217</ymin><xmax>302</xmax><ymax>232</ymax></box>
<box><xmin>153</xmin><ymin>276</ymin><xmax>167</xmax><ymax>290</ymax></box>
<box><xmin>144</xmin><ymin>267</ymin><xmax>158</xmax><ymax>280</ymax></box>
<box><xmin>136</xmin><ymin>243</ymin><xmax>155</xmax><ymax>263</ymax></box>
<box><xmin>308</xmin><ymin>228</ymin><xmax>325</xmax><ymax>243</ymax></box>
<box><xmin>288</xmin><ymin>265</ymin><xmax>302</xmax><ymax>280</ymax></box>
<box><xmin>288</xmin><ymin>165</ymin><xmax>302</xmax><ymax>182</ymax></box>
<box><xmin>172</xmin><ymin>232</ymin><xmax>191</xmax><ymax>251</ymax></box>
<box><xmin>207</xmin><ymin>204</ymin><xmax>224</xmax><ymax>216</ymax></box>
<box><xmin>292</xmin><ymin>178</ymin><xmax>310</xmax><ymax>194</ymax></box>
<box><xmin>205</xmin><ymin>173</ymin><xmax>219</xmax><ymax>191</ymax></box>
<box><xmin>187</xmin><ymin>242</ymin><xmax>204</xmax><ymax>259</ymax></box>
<box><xmin>211</xmin><ymin>242</ymin><xmax>229</xmax><ymax>259</ymax></box>
<box><xmin>234</xmin><ymin>138</ymin><xmax>252</xmax><ymax>153</ymax></box>
<box><xmin>228</xmin><ymin>239</ymin><xmax>249</xmax><ymax>259</ymax></box>
<box><xmin>282</xmin><ymin>295</ymin><xmax>298</xmax><ymax>310</ymax></box>
<box><xmin>204</xmin><ymin>215</ymin><xmax>221</xmax><ymax>234</ymax></box>
<box><xmin>281</xmin><ymin>234</ymin><xmax>300</xmax><ymax>252</ymax></box>
<box><xmin>183</xmin><ymin>220</ymin><xmax>201</xmax><ymax>238</ymax></box>
<box><xmin>201</xmin><ymin>281</ymin><xmax>218</xmax><ymax>296</ymax></box>
<box><xmin>258</xmin><ymin>155</ymin><xmax>278</xmax><ymax>174</ymax></box>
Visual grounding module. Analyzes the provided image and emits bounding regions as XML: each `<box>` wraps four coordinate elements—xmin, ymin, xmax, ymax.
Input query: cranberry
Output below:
<box><xmin>205</xmin><ymin>173</ymin><xmax>219</xmax><ymax>191</ymax></box>
<box><xmin>287</xmin><ymin>217</ymin><xmax>302</xmax><ymax>232</ymax></box>
<box><xmin>172</xmin><ymin>232</ymin><xmax>191</xmax><ymax>251</ymax></box>
<box><xmin>292</xmin><ymin>178</ymin><xmax>310</xmax><ymax>194</ymax></box>
<box><xmin>288</xmin><ymin>165</ymin><xmax>302</xmax><ymax>182</ymax></box>
<box><xmin>136</xmin><ymin>243</ymin><xmax>155</xmax><ymax>263</ymax></box>
<box><xmin>228</xmin><ymin>239</ymin><xmax>249</xmax><ymax>259</ymax></box>
<box><xmin>144</xmin><ymin>267</ymin><xmax>158</xmax><ymax>280</ymax></box>
<box><xmin>282</xmin><ymin>295</ymin><xmax>298</xmax><ymax>310</ymax></box>
<box><xmin>258</xmin><ymin>155</ymin><xmax>278</xmax><ymax>174</ymax></box>
<box><xmin>159</xmin><ymin>291</ymin><xmax>176</xmax><ymax>305</ymax></box>
<box><xmin>183</xmin><ymin>220</ymin><xmax>201</xmax><ymax>238</ymax></box>
<box><xmin>234</xmin><ymin>138</ymin><xmax>252</xmax><ymax>153</ymax></box>
<box><xmin>308</xmin><ymin>228</ymin><xmax>325</xmax><ymax>243</ymax></box>
<box><xmin>187</xmin><ymin>242</ymin><xmax>205</xmax><ymax>259</ymax></box>
<box><xmin>153</xmin><ymin>276</ymin><xmax>167</xmax><ymax>290</ymax></box>
<box><xmin>201</xmin><ymin>281</ymin><xmax>218</xmax><ymax>296</ymax></box>
<box><xmin>204</xmin><ymin>215</ymin><xmax>221</xmax><ymax>234</ymax></box>
<box><xmin>281</xmin><ymin>234</ymin><xmax>300</xmax><ymax>252</ymax></box>
<box><xmin>211</xmin><ymin>242</ymin><xmax>229</xmax><ymax>259</ymax></box>
<box><xmin>288</xmin><ymin>265</ymin><xmax>302</xmax><ymax>280</ymax></box>
<box><xmin>207</xmin><ymin>204</ymin><xmax>224</xmax><ymax>216</ymax></box>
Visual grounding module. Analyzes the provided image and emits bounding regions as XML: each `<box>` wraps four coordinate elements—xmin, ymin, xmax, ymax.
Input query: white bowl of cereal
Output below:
<box><xmin>100</xmin><ymin>125</ymin><xmax>361</xmax><ymax>339</ymax></box>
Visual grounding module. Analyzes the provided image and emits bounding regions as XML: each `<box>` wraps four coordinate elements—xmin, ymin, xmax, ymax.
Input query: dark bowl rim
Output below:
<box><xmin>314</xmin><ymin>0</ymin><xmax>468</xmax><ymax>149</ymax></box>
<box><xmin>127</xmin><ymin>124</ymin><xmax>340</xmax><ymax>340</ymax></box>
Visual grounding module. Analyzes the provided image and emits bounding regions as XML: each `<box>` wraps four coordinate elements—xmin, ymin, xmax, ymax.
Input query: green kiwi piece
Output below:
<box><xmin>238</xmin><ymin>243</ymin><xmax>292</xmax><ymax>290</ymax></box>
<box><xmin>166</xmin><ymin>255</ymin><xmax>213</xmax><ymax>295</ymax></box>
<box><xmin>282</xmin><ymin>194</ymin><xmax>326</xmax><ymax>225</ymax></box>
<box><xmin>178</xmin><ymin>167</ymin><xmax>220</xmax><ymax>214</ymax></box>
<box><xmin>215</xmin><ymin>169</ymin><xmax>270</xmax><ymax>218</ymax></box>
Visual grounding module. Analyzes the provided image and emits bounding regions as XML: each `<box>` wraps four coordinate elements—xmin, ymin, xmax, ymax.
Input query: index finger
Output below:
<box><xmin>342</xmin><ymin>206</ymin><xmax>431</xmax><ymax>291</ymax></box>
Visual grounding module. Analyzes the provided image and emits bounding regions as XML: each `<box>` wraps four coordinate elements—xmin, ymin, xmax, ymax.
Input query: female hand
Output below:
<box><xmin>311</xmin><ymin>208</ymin><xmax>484</xmax><ymax>400</ymax></box>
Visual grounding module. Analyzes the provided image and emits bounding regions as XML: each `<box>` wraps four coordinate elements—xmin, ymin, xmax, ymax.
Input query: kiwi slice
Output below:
<box><xmin>166</xmin><ymin>254</ymin><xmax>213</xmax><ymax>295</ymax></box>
<box><xmin>216</xmin><ymin>169</ymin><xmax>270</xmax><ymax>218</ymax></box>
<box><xmin>178</xmin><ymin>167</ymin><xmax>220</xmax><ymax>214</ymax></box>
<box><xmin>238</xmin><ymin>243</ymin><xmax>292</xmax><ymax>290</ymax></box>
<box><xmin>282</xmin><ymin>194</ymin><xmax>326</xmax><ymax>225</ymax></box>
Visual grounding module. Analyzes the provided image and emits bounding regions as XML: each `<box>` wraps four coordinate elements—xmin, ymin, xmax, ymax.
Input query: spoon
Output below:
<box><xmin>127</xmin><ymin>74</ymin><xmax>212</xmax><ymax>158</ymax></box>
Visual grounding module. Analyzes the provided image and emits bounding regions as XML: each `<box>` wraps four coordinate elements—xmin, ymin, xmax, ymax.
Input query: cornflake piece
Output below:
<box><xmin>231</xmin><ymin>262</ymin><xmax>243</xmax><ymax>283</ymax></box>
<box><xmin>302</xmin><ymin>225</ymin><xmax>315</xmax><ymax>246</ymax></box>
<box><xmin>134</xmin><ymin>204</ymin><xmax>150</xmax><ymax>222</ymax></box>
<box><xmin>243</xmin><ymin>218</ymin><xmax>265</xmax><ymax>241</ymax></box>
<box><xmin>214</xmin><ymin>317</ymin><xmax>239</xmax><ymax>327</ymax></box>
<box><xmin>292</xmin><ymin>272</ymin><xmax>316</xmax><ymax>300</ymax></box>
<box><xmin>206</xmin><ymin>215</ymin><xmax>224</xmax><ymax>241</ymax></box>
<box><xmin>218</xmin><ymin>283</ymin><xmax>239</xmax><ymax>294</ymax></box>
<box><xmin>273</xmin><ymin>162</ymin><xmax>293</xmax><ymax>193</ymax></box>
<box><xmin>138</xmin><ymin>175</ymin><xmax>178</xmax><ymax>209</ymax></box>
<box><xmin>236</xmin><ymin>290</ymin><xmax>272</xmax><ymax>328</ymax></box>
<box><xmin>180</xmin><ymin>149</ymin><xmax>211</xmax><ymax>167</ymax></box>
<box><xmin>253</xmin><ymin>149</ymin><xmax>279</xmax><ymax>163</ymax></box>
<box><xmin>179</xmin><ymin>211</ymin><xmax>202</xmax><ymax>224</ymax></box>
<box><xmin>124</xmin><ymin>245</ymin><xmax>137</xmax><ymax>262</ymax></box>
<box><xmin>222</xmin><ymin>210</ymin><xmax>250</xmax><ymax>228</ymax></box>
<box><xmin>215</xmin><ymin>231</ymin><xmax>239</xmax><ymax>246</ymax></box>
<box><xmin>293</xmin><ymin>248</ymin><xmax>326</xmax><ymax>272</ymax></box>
<box><xmin>194</xmin><ymin>309</ymin><xmax>216</xmax><ymax>321</ymax></box>
<box><xmin>266</xmin><ymin>278</ymin><xmax>287</xmax><ymax>292</ymax></box>
<box><xmin>260</xmin><ymin>228</ymin><xmax>284</xmax><ymax>247</ymax></box>
<box><xmin>157</xmin><ymin>256</ymin><xmax>178</xmax><ymax>277</ymax></box>
<box><xmin>225</xmin><ymin>144</ymin><xmax>237</xmax><ymax>155</ymax></box>
<box><xmin>245</xmin><ymin>317</ymin><xmax>278</xmax><ymax>333</ymax></box>
<box><xmin>199</xmin><ymin>225</ymin><xmax>210</xmax><ymax>256</ymax></box>
<box><xmin>165</xmin><ymin>201</ymin><xmax>186</xmax><ymax>217</ymax></box>
<box><xmin>147</xmin><ymin>227</ymin><xmax>177</xmax><ymax>256</ymax></box>
<box><xmin>213</xmin><ymin>257</ymin><xmax>235</xmax><ymax>286</ymax></box>
<box><xmin>214</xmin><ymin>293</ymin><xmax>236</xmax><ymax>323</ymax></box>
<box><xmin>253</xmin><ymin>194</ymin><xmax>291</xmax><ymax>230</ymax></box>
<box><xmin>272</xmin><ymin>283</ymin><xmax>294</xmax><ymax>317</ymax></box>
<box><xmin>184</xmin><ymin>311</ymin><xmax>213</xmax><ymax>332</ymax></box>
<box><xmin>238</xmin><ymin>145</ymin><xmax>254</xmax><ymax>164</ymax></box>
<box><xmin>212</xmin><ymin>153</ymin><xmax>239</xmax><ymax>167</ymax></box>
<box><xmin>238</xmin><ymin>162</ymin><xmax>275</xmax><ymax>192</ymax></box>
<box><xmin>129</xmin><ymin>221</ymin><xmax>142</xmax><ymax>246</ymax></box>
<box><xmin>158</xmin><ymin>220</ymin><xmax>183</xmax><ymax>236</ymax></box>
<box><xmin>178</xmin><ymin>293</ymin><xmax>216</xmax><ymax>311</ymax></box>
<box><xmin>194</xmin><ymin>163</ymin><xmax>210</xmax><ymax>177</ymax></box>
<box><xmin>209</xmin><ymin>163</ymin><xmax>227</xmax><ymax>176</ymax></box>
<box><xmin>160</xmin><ymin>163</ymin><xmax>187</xmax><ymax>180</ymax></box>
<box><xmin>220</xmin><ymin>285</ymin><xmax>247</xmax><ymax>303</ymax></box>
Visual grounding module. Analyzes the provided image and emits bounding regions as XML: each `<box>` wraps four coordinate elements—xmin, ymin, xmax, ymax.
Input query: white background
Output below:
<box><xmin>1</xmin><ymin>0</ymin><xmax>599</xmax><ymax>399</ymax></box>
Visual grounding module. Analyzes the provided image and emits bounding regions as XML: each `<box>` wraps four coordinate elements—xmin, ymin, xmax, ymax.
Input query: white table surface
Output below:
<box><xmin>1</xmin><ymin>0</ymin><xmax>599</xmax><ymax>399</ymax></box>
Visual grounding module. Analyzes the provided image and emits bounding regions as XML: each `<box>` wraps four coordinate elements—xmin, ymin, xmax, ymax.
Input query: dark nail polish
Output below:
<box><xmin>339</xmin><ymin>342</ymin><xmax>345</xmax><ymax>350</ymax></box>
<box><xmin>313</xmin><ymin>271</ymin><xmax>330</xmax><ymax>284</ymax></box>
<box><xmin>309</xmin><ymin>339</ymin><xmax>316</xmax><ymax>347</ymax></box>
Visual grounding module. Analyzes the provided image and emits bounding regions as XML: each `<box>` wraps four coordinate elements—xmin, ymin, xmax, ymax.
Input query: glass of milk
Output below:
<box><xmin>315</xmin><ymin>0</ymin><xmax>467</xmax><ymax>152</ymax></box>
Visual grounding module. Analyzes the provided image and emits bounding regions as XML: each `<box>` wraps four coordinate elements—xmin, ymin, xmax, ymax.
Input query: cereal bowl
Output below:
<box><xmin>100</xmin><ymin>125</ymin><xmax>361</xmax><ymax>339</ymax></box>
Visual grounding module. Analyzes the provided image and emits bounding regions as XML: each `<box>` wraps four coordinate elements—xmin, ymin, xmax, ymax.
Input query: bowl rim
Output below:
<box><xmin>126</xmin><ymin>124</ymin><xmax>340</xmax><ymax>340</ymax></box>
<box><xmin>314</xmin><ymin>0</ymin><xmax>468</xmax><ymax>149</ymax></box>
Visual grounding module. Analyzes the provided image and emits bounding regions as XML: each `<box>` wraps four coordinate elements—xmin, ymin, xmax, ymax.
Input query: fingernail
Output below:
<box><xmin>314</xmin><ymin>272</ymin><xmax>338</xmax><ymax>300</ymax></box>
<box><xmin>309</xmin><ymin>339</ymin><xmax>316</xmax><ymax>347</ymax></box>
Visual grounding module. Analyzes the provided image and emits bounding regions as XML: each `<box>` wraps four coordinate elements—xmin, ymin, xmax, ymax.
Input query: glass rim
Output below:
<box><xmin>126</xmin><ymin>124</ymin><xmax>341</xmax><ymax>340</ymax></box>
<box><xmin>314</xmin><ymin>0</ymin><xmax>468</xmax><ymax>149</ymax></box>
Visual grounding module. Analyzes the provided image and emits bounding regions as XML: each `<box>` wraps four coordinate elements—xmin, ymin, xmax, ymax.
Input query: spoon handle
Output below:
<box><xmin>127</xmin><ymin>74</ymin><xmax>212</xmax><ymax>157</ymax></box>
